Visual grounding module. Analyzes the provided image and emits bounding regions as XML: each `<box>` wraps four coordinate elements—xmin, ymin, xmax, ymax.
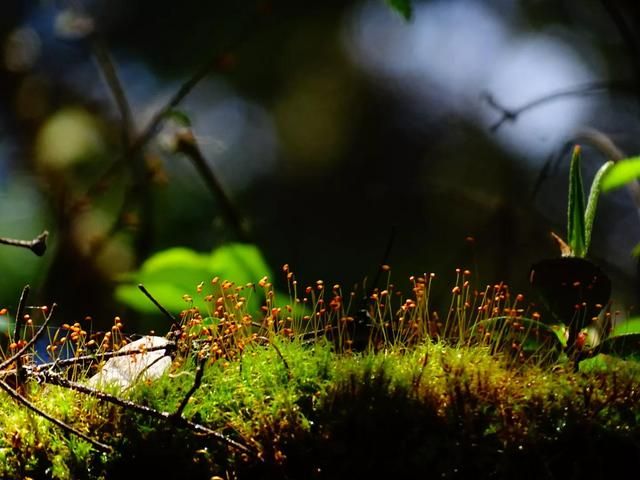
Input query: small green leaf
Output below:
<box><xmin>567</xmin><ymin>145</ymin><xmax>586</xmax><ymax>257</ymax></box>
<box><xmin>163</xmin><ymin>109</ymin><xmax>192</xmax><ymax>127</ymax></box>
<box><xmin>385</xmin><ymin>0</ymin><xmax>413</xmax><ymax>21</ymax></box>
<box><xmin>601</xmin><ymin>156</ymin><xmax>640</xmax><ymax>192</ymax></box>
<box><xmin>584</xmin><ymin>160</ymin><xmax>614</xmax><ymax>254</ymax></box>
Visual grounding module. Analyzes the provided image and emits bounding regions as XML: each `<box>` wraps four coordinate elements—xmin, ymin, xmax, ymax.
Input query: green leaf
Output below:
<box><xmin>115</xmin><ymin>243</ymin><xmax>273</xmax><ymax>315</ymax></box>
<box><xmin>601</xmin><ymin>156</ymin><xmax>640</xmax><ymax>192</ymax></box>
<box><xmin>385</xmin><ymin>0</ymin><xmax>413</xmax><ymax>21</ymax></box>
<box><xmin>470</xmin><ymin>316</ymin><xmax>565</xmax><ymax>364</ymax></box>
<box><xmin>584</xmin><ymin>160</ymin><xmax>613</xmax><ymax>254</ymax></box>
<box><xmin>595</xmin><ymin>317</ymin><xmax>640</xmax><ymax>360</ymax></box>
<box><xmin>611</xmin><ymin>317</ymin><xmax>640</xmax><ymax>337</ymax></box>
<box><xmin>163</xmin><ymin>109</ymin><xmax>192</xmax><ymax>127</ymax></box>
<box><xmin>567</xmin><ymin>145</ymin><xmax>586</xmax><ymax>257</ymax></box>
<box><xmin>207</xmin><ymin>243</ymin><xmax>272</xmax><ymax>287</ymax></box>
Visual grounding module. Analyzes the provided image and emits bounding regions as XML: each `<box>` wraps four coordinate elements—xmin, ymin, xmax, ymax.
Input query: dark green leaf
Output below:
<box><xmin>567</xmin><ymin>145</ymin><xmax>586</xmax><ymax>257</ymax></box>
<box><xmin>601</xmin><ymin>156</ymin><xmax>640</xmax><ymax>192</ymax></box>
<box><xmin>612</xmin><ymin>317</ymin><xmax>640</xmax><ymax>337</ymax></box>
<box><xmin>385</xmin><ymin>0</ymin><xmax>413</xmax><ymax>21</ymax></box>
<box><xmin>598</xmin><ymin>333</ymin><xmax>640</xmax><ymax>360</ymax></box>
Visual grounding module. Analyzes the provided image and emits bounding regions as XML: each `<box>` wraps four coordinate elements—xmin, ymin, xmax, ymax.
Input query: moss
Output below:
<box><xmin>1</xmin><ymin>273</ymin><xmax>640</xmax><ymax>479</ymax></box>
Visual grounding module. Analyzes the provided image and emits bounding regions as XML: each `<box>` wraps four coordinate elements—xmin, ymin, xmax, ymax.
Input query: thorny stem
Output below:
<box><xmin>38</xmin><ymin>371</ymin><xmax>255</xmax><ymax>455</ymax></box>
<box><xmin>0</xmin><ymin>231</ymin><xmax>48</xmax><ymax>257</ymax></box>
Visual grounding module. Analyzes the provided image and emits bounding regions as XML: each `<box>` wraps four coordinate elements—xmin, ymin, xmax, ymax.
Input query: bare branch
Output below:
<box><xmin>137</xmin><ymin>284</ymin><xmax>178</xmax><ymax>324</ymax></box>
<box><xmin>11</xmin><ymin>285</ymin><xmax>30</xmax><ymax>345</ymax></box>
<box><xmin>39</xmin><ymin>371</ymin><xmax>254</xmax><ymax>455</ymax></box>
<box><xmin>0</xmin><ymin>231</ymin><xmax>48</xmax><ymax>256</ymax></box>
<box><xmin>175</xmin><ymin>130</ymin><xmax>251</xmax><ymax>242</ymax></box>
<box><xmin>1</xmin><ymin>303</ymin><xmax>56</xmax><ymax>372</ymax></box>
<box><xmin>255</xmin><ymin>336</ymin><xmax>290</xmax><ymax>378</ymax></box>
<box><xmin>90</xmin><ymin>35</ymin><xmax>134</xmax><ymax>147</ymax></box>
<box><xmin>173</xmin><ymin>355</ymin><xmax>207</xmax><ymax>418</ymax></box>
<box><xmin>482</xmin><ymin>81</ymin><xmax>633</xmax><ymax>132</ymax></box>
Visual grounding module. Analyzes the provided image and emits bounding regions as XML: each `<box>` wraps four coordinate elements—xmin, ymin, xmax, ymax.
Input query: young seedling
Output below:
<box><xmin>530</xmin><ymin>145</ymin><xmax>614</xmax><ymax>353</ymax></box>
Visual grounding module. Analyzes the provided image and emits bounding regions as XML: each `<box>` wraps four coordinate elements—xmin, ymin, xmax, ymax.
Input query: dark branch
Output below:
<box><xmin>137</xmin><ymin>284</ymin><xmax>178</xmax><ymax>324</ymax></box>
<box><xmin>90</xmin><ymin>35</ymin><xmax>134</xmax><ymax>147</ymax></box>
<box><xmin>1</xmin><ymin>303</ymin><xmax>55</xmax><ymax>371</ymax></box>
<box><xmin>173</xmin><ymin>355</ymin><xmax>207</xmax><ymax>418</ymax></box>
<box><xmin>11</xmin><ymin>285</ymin><xmax>30</xmax><ymax>346</ymax></box>
<box><xmin>175</xmin><ymin>130</ymin><xmax>251</xmax><ymax>242</ymax></box>
<box><xmin>0</xmin><ymin>231</ymin><xmax>48</xmax><ymax>256</ymax></box>
<box><xmin>255</xmin><ymin>336</ymin><xmax>290</xmax><ymax>378</ymax></box>
<box><xmin>482</xmin><ymin>81</ymin><xmax>634</xmax><ymax>132</ymax></box>
<box><xmin>33</xmin><ymin>342</ymin><xmax>174</xmax><ymax>372</ymax></box>
<box><xmin>39</xmin><ymin>371</ymin><xmax>254</xmax><ymax>455</ymax></box>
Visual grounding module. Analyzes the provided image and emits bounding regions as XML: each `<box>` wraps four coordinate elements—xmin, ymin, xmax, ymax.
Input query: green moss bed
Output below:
<box><xmin>1</xmin><ymin>338</ymin><xmax>639</xmax><ymax>480</ymax></box>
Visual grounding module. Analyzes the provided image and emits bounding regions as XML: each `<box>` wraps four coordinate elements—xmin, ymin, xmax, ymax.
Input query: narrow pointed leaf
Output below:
<box><xmin>567</xmin><ymin>145</ymin><xmax>586</xmax><ymax>257</ymax></box>
<box><xmin>584</xmin><ymin>160</ymin><xmax>614</xmax><ymax>254</ymax></box>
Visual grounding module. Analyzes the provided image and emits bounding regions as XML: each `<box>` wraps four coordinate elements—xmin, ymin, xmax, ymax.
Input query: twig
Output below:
<box><xmin>255</xmin><ymin>336</ymin><xmax>290</xmax><ymax>378</ymax></box>
<box><xmin>0</xmin><ymin>377</ymin><xmax>112</xmax><ymax>452</ymax></box>
<box><xmin>1</xmin><ymin>303</ymin><xmax>56</xmax><ymax>371</ymax></box>
<box><xmin>175</xmin><ymin>131</ymin><xmax>251</xmax><ymax>242</ymax></box>
<box><xmin>137</xmin><ymin>284</ymin><xmax>178</xmax><ymax>324</ymax></box>
<box><xmin>10</xmin><ymin>286</ymin><xmax>31</xmax><ymax>393</ymax></box>
<box><xmin>38</xmin><ymin>371</ymin><xmax>254</xmax><ymax>455</ymax></box>
<box><xmin>78</xmin><ymin>8</ymin><xmax>266</xmax><ymax>207</ymax></box>
<box><xmin>173</xmin><ymin>355</ymin><xmax>207</xmax><ymax>418</ymax></box>
<box><xmin>35</xmin><ymin>343</ymin><xmax>174</xmax><ymax>372</ymax></box>
<box><xmin>482</xmin><ymin>81</ymin><xmax>633</xmax><ymax>132</ymax></box>
<box><xmin>90</xmin><ymin>35</ymin><xmax>134</xmax><ymax>147</ymax></box>
<box><xmin>11</xmin><ymin>286</ymin><xmax>30</xmax><ymax>346</ymax></box>
<box><xmin>0</xmin><ymin>231</ymin><xmax>48</xmax><ymax>256</ymax></box>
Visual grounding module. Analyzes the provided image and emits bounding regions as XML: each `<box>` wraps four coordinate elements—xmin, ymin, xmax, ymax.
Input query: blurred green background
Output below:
<box><xmin>1</xmin><ymin>0</ymin><xmax>640</xmax><ymax>331</ymax></box>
